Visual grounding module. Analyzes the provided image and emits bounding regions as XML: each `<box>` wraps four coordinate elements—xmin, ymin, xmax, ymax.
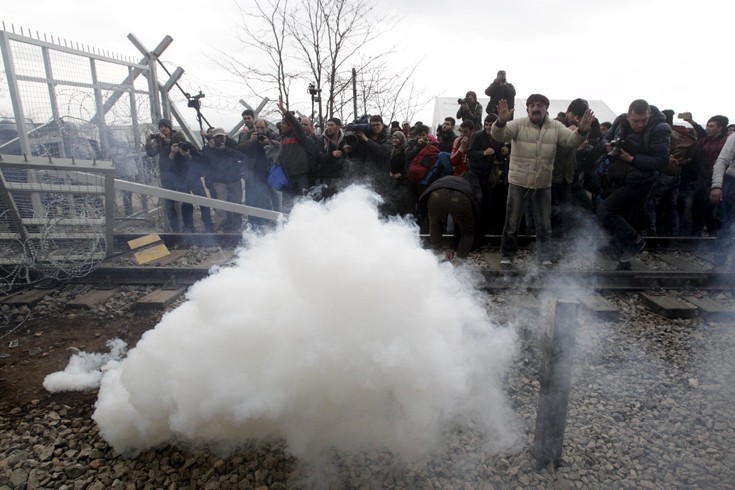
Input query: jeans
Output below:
<box><xmin>501</xmin><ymin>184</ymin><xmax>551</xmax><ymax>260</ymax></box>
<box><xmin>597</xmin><ymin>182</ymin><xmax>652</xmax><ymax>254</ymax></box>
<box><xmin>282</xmin><ymin>173</ymin><xmax>310</xmax><ymax>213</ymax></box>
<box><xmin>644</xmin><ymin>175</ymin><xmax>680</xmax><ymax>236</ymax></box>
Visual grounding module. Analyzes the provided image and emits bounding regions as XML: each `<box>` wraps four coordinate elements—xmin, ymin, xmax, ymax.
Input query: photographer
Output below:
<box><xmin>485</xmin><ymin>70</ymin><xmax>516</xmax><ymax>118</ymax></box>
<box><xmin>170</xmin><ymin>141</ymin><xmax>214</xmax><ymax>232</ymax></box>
<box><xmin>455</xmin><ymin>91</ymin><xmax>483</xmax><ymax>129</ymax></box>
<box><xmin>241</xmin><ymin>119</ymin><xmax>278</xmax><ymax>222</ymax></box>
<box><xmin>274</xmin><ymin>98</ymin><xmax>310</xmax><ymax>212</ymax></box>
<box><xmin>205</xmin><ymin>128</ymin><xmax>246</xmax><ymax>232</ymax></box>
<box><xmin>342</xmin><ymin>115</ymin><xmax>393</xmax><ymax>203</ymax></box>
<box><xmin>597</xmin><ymin>100</ymin><xmax>671</xmax><ymax>263</ymax></box>
<box><xmin>317</xmin><ymin>117</ymin><xmax>346</xmax><ymax>198</ymax></box>
<box><xmin>145</xmin><ymin>118</ymin><xmax>187</xmax><ymax>232</ymax></box>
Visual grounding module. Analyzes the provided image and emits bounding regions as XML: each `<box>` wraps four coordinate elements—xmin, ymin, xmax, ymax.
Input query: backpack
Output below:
<box><xmin>406</xmin><ymin>144</ymin><xmax>441</xmax><ymax>184</ymax></box>
<box><xmin>591</xmin><ymin>153</ymin><xmax>613</xmax><ymax>198</ymax></box>
<box><xmin>418</xmin><ymin>151</ymin><xmax>452</xmax><ymax>186</ymax></box>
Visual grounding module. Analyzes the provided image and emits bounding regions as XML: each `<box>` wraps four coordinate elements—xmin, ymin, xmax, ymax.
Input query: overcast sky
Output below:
<box><xmin>2</xmin><ymin>0</ymin><xmax>732</xmax><ymax>131</ymax></box>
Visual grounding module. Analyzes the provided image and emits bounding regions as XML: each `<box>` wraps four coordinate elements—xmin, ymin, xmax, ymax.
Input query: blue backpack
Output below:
<box><xmin>418</xmin><ymin>151</ymin><xmax>452</xmax><ymax>186</ymax></box>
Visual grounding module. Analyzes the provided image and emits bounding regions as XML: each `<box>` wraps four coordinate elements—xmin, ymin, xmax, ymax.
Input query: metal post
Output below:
<box><xmin>352</xmin><ymin>68</ymin><xmax>358</xmax><ymax>122</ymax></box>
<box><xmin>41</xmin><ymin>46</ymin><xmax>66</xmax><ymax>158</ymax></box>
<box><xmin>532</xmin><ymin>299</ymin><xmax>578</xmax><ymax>469</ymax></box>
<box><xmin>0</xmin><ymin>30</ymin><xmax>32</xmax><ymax>156</ymax></box>
<box><xmin>89</xmin><ymin>58</ymin><xmax>109</xmax><ymax>158</ymax></box>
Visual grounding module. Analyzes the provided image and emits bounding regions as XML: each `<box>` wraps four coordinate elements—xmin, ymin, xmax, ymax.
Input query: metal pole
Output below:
<box><xmin>0</xmin><ymin>30</ymin><xmax>32</xmax><ymax>156</ymax></box>
<box><xmin>352</xmin><ymin>68</ymin><xmax>358</xmax><ymax>122</ymax></box>
<box><xmin>532</xmin><ymin>299</ymin><xmax>578</xmax><ymax>469</ymax></box>
<box><xmin>41</xmin><ymin>46</ymin><xmax>66</xmax><ymax>158</ymax></box>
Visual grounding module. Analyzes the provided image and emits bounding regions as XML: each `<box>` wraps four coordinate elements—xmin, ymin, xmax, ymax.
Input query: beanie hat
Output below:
<box><xmin>211</xmin><ymin>128</ymin><xmax>227</xmax><ymax>137</ymax></box>
<box><xmin>157</xmin><ymin>118</ymin><xmax>173</xmax><ymax>129</ymax></box>
<box><xmin>526</xmin><ymin>94</ymin><xmax>550</xmax><ymax>108</ymax></box>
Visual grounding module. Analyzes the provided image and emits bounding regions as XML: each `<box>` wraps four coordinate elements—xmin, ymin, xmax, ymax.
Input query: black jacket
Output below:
<box><xmin>605</xmin><ymin>106</ymin><xmax>671</xmax><ymax>186</ymax></box>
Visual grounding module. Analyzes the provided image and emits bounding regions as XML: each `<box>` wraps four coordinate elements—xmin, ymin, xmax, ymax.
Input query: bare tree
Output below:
<box><xmin>215</xmin><ymin>0</ymin><xmax>423</xmax><ymax>126</ymax></box>
<box><xmin>355</xmin><ymin>60</ymin><xmax>433</xmax><ymax>125</ymax></box>
<box><xmin>215</xmin><ymin>0</ymin><xmax>302</xmax><ymax>106</ymax></box>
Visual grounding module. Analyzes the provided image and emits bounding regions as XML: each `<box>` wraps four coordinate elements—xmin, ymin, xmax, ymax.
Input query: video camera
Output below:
<box><xmin>344</xmin><ymin>116</ymin><xmax>372</xmax><ymax>147</ymax></box>
<box><xmin>186</xmin><ymin>91</ymin><xmax>205</xmax><ymax>110</ymax></box>
<box><xmin>607</xmin><ymin>137</ymin><xmax>624</xmax><ymax>157</ymax></box>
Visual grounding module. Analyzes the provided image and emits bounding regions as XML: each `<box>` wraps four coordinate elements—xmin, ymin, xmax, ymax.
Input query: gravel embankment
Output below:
<box><xmin>2</xmin><ymin>288</ymin><xmax>734</xmax><ymax>489</ymax></box>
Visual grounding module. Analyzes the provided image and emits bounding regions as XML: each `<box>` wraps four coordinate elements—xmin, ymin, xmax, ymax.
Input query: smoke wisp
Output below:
<box><xmin>43</xmin><ymin>339</ymin><xmax>127</xmax><ymax>392</ymax></box>
<box><xmin>92</xmin><ymin>186</ymin><xmax>520</xmax><ymax>462</ymax></box>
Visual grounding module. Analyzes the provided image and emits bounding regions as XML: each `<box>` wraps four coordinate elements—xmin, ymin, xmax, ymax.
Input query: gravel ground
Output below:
<box><xmin>2</xmin><ymin>283</ymin><xmax>735</xmax><ymax>489</ymax></box>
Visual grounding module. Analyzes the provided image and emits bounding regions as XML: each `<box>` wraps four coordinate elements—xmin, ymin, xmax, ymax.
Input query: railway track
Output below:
<box><xmin>3</xmin><ymin>233</ymin><xmax>733</xmax><ymax>320</ymax></box>
<box><xmin>81</xmin><ymin>233</ymin><xmax>729</xmax><ymax>290</ymax></box>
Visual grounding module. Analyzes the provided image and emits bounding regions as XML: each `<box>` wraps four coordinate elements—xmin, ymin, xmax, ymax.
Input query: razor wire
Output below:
<box><xmin>0</xmin><ymin>26</ymin><xmax>189</xmax><ymax>288</ymax></box>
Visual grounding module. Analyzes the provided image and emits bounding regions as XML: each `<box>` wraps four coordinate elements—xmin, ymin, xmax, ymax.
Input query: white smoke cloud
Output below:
<box><xmin>92</xmin><ymin>186</ymin><xmax>520</xmax><ymax>461</ymax></box>
<box><xmin>43</xmin><ymin>339</ymin><xmax>128</xmax><ymax>392</ymax></box>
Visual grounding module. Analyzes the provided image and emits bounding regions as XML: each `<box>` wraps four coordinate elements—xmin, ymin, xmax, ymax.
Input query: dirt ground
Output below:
<box><xmin>0</xmin><ymin>306</ymin><xmax>160</xmax><ymax>411</ymax></box>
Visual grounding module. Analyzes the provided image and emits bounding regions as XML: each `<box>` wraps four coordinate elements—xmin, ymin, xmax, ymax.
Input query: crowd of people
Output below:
<box><xmin>143</xmin><ymin>72</ymin><xmax>735</xmax><ymax>269</ymax></box>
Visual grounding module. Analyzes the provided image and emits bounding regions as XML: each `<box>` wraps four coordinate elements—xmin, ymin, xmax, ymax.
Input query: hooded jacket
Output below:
<box><xmin>604</xmin><ymin>106</ymin><xmax>671</xmax><ymax>186</ymax></box>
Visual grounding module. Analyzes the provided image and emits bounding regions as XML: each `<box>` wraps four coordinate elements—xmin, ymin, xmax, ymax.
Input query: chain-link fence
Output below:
<box><xmin>0</xmin><ymin>25</ymin><xmax>188</xmax><ymax>289</ymax></box>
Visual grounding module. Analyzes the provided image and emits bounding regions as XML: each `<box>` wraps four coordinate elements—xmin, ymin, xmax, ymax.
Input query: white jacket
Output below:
<box><xmin>712</xmin><ymin>132</ymin><xmax>735</xmax><ymax>189</ymax></box>
<box><xmin>491</xmin><ymin>115</ymin><xmax>586</xmax><ymax>189</ymax></box>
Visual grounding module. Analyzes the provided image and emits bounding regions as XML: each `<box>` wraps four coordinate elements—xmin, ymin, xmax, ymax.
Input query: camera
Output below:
<box><xmin>344</xmin><ymin>116</ymin><xmax>372</xmax><ymax>147</ymax></box>
<box><xmin>257</xmin><ymin>134</ymin><xmax>268</xmax><ymax>142</ymax></box>
<box><xmin>178</xmin><ymin>141</ymin><xmax>191</xmax><ymax>152</ymax></box>
<box><xmin>607</xmin><ymin>137</ymin><xmax>624</xmax><ymax>157</ymax></box>
<box><xmin>457</xmin><ymin>98</ymin><xmax>467</xmax><ymax>105</ymax></box>
<box><xmin>186</xmin><ymin>91</ymin><xmax>205</xmax><ymax>110</ymax></box>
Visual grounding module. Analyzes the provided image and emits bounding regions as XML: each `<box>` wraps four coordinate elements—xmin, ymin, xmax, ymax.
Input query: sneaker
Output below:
<box><xmin>500</xmin><ymin>257</ymin><xmax>513</xmax><ymax>267</ymax></box>
<box><xmin>619</xmin><ymin>237</ymin><xmax>646</xmax><ymax>262</ymax></box>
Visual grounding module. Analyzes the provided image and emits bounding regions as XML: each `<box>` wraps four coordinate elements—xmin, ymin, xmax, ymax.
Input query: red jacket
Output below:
<box><xmin>450</xmin><ymin>137</ymin><xmax>469</xmax><ymax>176</ymax></box>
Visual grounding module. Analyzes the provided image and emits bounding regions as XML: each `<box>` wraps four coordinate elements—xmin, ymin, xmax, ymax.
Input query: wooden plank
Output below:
<box><xmin>640</xmin><ymin>293</ymin><xmax>698</xmax><ymax>319</ymax></box>
<box><xmin>578</xmin><ymin>295</ymin><xmax>620</xmax><ymax>322</ymax></box>
<box><xmin>127</xmin><ymin>233</ymin><xmax>162</xmax><ymax>249</ymax></box>
<box><xmin>532</xmin><ymin>300</ymin><xmax>578</xmax><ymax>469</ymax></box>
<box><xmin>67</xmin><ymin>287</ymin><xmax>120</xmax><ymax>309</ymax></box>
<box><xmin>681</xmin><ymin>295</ymin><xmax>735</xmax><ymax>321</ymax></box>
<box><xmin>135</xmin><ymin>287</ymin><xmax>186</xmax><ymax>310</ymax></box>
<box><xmin>1</xmin><ymin>289</ymin><xmax>54</xmax><ymax>307</ymax></box>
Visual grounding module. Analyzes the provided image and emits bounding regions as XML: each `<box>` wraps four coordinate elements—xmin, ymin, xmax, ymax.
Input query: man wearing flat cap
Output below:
<box><xmin>491</xmin><ymin>94</ymin><xmax>594</xmax><ymax>266</ymax></box>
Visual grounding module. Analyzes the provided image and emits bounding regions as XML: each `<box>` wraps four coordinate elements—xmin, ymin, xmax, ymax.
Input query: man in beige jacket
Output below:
<box><xmin>491</xmin><ymin>94</ymin><xmax>593</xmax><ymax>266</ymax></box>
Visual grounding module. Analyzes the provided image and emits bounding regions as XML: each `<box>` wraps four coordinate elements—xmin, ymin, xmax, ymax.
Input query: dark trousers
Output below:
<box><xmin>597</xmin><ymin>182</ymin><xmax>652</xmax><ymax>254</ymax></box>
<box><xmin>183</xmin><ymin>174</ymin><xmax>213</xmax><ymax>232</ymax></box>
<box><xmin>427</xmin><ymin>188</ymin><xmax>475</xmax><ymax>258</ymax></box>
<box><xmin>502</xmin><ymin>184</ymin><xmax>551</xmax><ymax>260</ymax></box>
<box><xmin>644</xmin><ymin>175</ymin><xmax>680</xmax><ymax>236</ymax></box>
<box><xmin>160</xmin><ymin>173</ymin><xmax>184</xmax><ymax>232</ymax></box>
